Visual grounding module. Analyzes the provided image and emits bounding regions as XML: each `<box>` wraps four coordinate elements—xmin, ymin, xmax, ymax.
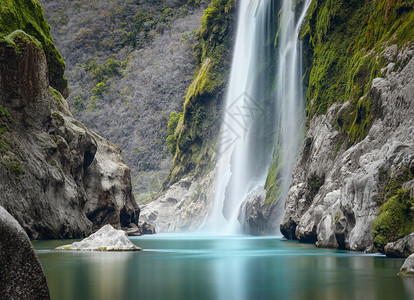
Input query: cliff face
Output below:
<box><xmin>0</xmin><ymin>28</ymin><xmax>139</xmax><ymax>239</ymax></box>
<box><xmin>140</xmin><ymin>0</ymin><xmax>236</xmax><ymax>231</ymax></box>
<box><xmin>280</xmin><ymin>0</ymin><xmax>414</xmax><ymax>251</ymax></box>
<box><xmin>38</xmin><ymin>0</ymin><xmax>208</xmax><ymax>202</ymax></box>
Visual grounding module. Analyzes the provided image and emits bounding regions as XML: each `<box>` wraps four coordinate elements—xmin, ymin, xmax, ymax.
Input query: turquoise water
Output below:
<box><xmin>34</xmin><ymin>235</ymin><xmax>414</xmax><ymax>300</ymax></box>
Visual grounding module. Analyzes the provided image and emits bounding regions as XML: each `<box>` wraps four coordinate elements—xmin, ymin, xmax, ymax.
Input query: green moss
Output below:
<box><xmin>303</xmin><ymin>0</ymin><xmax>414</xmax><ymax>145</ymax></box>
<box><xmin>73</xmin><ymin>94</ymin><xmax>85</xmax><ymax>112</ymax></box>
<box><xmin>49</xmin><ymin>86</ymin><xmax>63</xmax><ymax>104</ymax></box>
<box><xmin>307</xmin><ymin>174</ymin><xmax>325</xmax><ymax>202</ymax></box>
<box><xmin>0</xmin><ymin>105</ymin><xmax>11</xmax><ymax>153</ymax></box>
<box><xmin>163</xmin><ymin>0</ymin><xmax>236</xmax><ymax>187</ymax></box>
<box><xmin>0</xmin><ymin>0</ymin><xmax>68</xmax><ymax>95</ymax></box>
<box><xmin>2</xmin><ymin>159</ymin><xmax>24</xmax><ymax>180</ymax></box>
<box><xmin>265</xmin><ymin>145</ymin><xmax>283</xmax><ymax>205</ymax></box>
<box><xmin>372</xmin><ymin>189</ymin><xmax>414</xmax><ymax>251</ymax></box>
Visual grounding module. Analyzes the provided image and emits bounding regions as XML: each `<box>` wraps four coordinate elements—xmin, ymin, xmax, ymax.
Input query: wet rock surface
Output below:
<box><xmin>0</xmin><ymin>206</ymin><xmax>50</xmax><ymax>299</ymax></box>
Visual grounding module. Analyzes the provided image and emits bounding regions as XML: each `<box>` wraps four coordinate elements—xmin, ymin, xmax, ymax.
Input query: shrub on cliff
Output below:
<box><xmin>373</xmin><ymin>189</ymin><xmax>414</xmax><ymax>251</ymax></box>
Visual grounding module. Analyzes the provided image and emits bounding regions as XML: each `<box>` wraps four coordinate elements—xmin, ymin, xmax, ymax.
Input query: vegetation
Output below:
<box><xmin>301</xmin><ymin>0</ymin><xmax>414</xmax><ymax>145</ymax></box>
<box><xmin>373</xmin><ymin>165</ymin><xmax>414</xmax><ymax>251</ymax></box>
<box><xmin>39</xmin><ymin>0</ymin><xmax>209</xmax><ymax>201</ymax></box>
<box><xmin>0</xmin><ymin>105</ymin><xmax>11</xmax><ymax>153</ymax></box>
<box><xmin>373</xmin><ymin>189</ymin><xmax>414</xmax><ymax>251</ymax></box>
<box><xmin>0</xmin><ymin>0</ymin><xmax>68</xmax><ymax>95</ymax></box>
<box><xmin>163</xmin><ymin>0</ymin><xmax>236</xmax><ymax>187</ymax></box>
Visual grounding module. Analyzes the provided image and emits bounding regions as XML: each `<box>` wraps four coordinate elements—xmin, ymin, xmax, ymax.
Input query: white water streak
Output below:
<box><xmin>204</xmin><ymin>0</ymin><xmax>311</xmax><ymax>234</ymax></box>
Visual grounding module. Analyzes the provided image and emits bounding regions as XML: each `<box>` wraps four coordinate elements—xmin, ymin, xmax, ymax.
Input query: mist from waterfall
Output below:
<box><xmin>204</xmin><ymin>0</ymin><xmax>311</xmax><ymax>234</ymax></box>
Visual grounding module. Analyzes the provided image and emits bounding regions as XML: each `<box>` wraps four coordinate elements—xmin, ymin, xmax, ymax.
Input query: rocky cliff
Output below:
<box><xmin>143</xmin><ymin>0</ymin><xmax>414</xmax><ymax>249</ymax></box>
<box><xmin>38</xmin><ymin>0</ymin><xmax>208</xmax><ymax>202</ymax></box>
<box><xmin>0</xmin><ymin>4</ymin><xmax>139</xmax><ymax>239</ymax></box>
<box><xmin>139</xmin><ymin>0</ymin><xmax>236</xmax><ymax>231</ymax></box>
<box><xmin>280</xmin><ymin>0</ymin><xmax>414</xmax><ymax>252</ymax></box>
<box><xmin>0</xmin><ymin>206</ymin><xmax>50</xmax><ymax>299</ymax></box>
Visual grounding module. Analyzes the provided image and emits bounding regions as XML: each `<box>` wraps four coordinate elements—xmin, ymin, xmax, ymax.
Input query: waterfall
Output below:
<box><xmin>204</xmin><ymin>0</ymin><xmax>311</xmax><ymax>234</ymax></box>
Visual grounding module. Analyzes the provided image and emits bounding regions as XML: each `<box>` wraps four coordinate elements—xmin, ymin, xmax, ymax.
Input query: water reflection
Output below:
<box><xmin>34</xmin><ymin>236</ymin><xmax>412</xmax><ymax>300</ymax></box>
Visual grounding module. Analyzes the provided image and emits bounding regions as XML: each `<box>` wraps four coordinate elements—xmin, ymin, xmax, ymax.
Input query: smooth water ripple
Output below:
<box><xmin>33</xmin><ymin>234</ymin><xmax>414</xmax><ymax>300</ymax></box>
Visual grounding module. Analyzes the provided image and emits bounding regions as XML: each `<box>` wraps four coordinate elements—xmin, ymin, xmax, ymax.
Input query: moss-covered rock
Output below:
<box><xmin>302</xmin><ymin>0</ymin><xmax>414</xmax><ymax>145</ymax></box>
<box><xmin>163</xmin><ymin>0</ymin><xmax>236</xmax><ymax>187</ymax></box>
<box><xmin>0</xmin><ymin>0</ymin><xmax>68</xmax><ymax>96</ymax></box>
<box><xmin>372</xmin><ymin>189</ymin><xmax>414</xmax><ymax>252</ymax></box>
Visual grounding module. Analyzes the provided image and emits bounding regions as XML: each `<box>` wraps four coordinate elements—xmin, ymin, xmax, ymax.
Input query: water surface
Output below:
<box><xmin>34</xmin><ymin>235</ymin><xmax>414</xmax><ymax>300</ymax></box>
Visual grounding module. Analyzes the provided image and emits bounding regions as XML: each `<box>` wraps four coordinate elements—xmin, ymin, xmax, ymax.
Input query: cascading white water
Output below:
<box><xmin>205</xmin><ymin>0</ymin><xmax>311</xmax><ymax>234</ymax></box>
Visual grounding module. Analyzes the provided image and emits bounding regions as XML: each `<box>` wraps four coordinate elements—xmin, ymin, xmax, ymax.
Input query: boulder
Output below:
<box><xmin>56</xmin><ymin>224</ymin><xmax>141</xmax><ymax>251</ymax></box>
<box><xmin>0</xmin><ymin>206</ymin><xmax>50</xmax><ymax>299</ymax></box>
<box><xmin>400</xmin><ymin>253</ymin><xmax>414</xmax><ymax>276</ymax></box>
<box><xmin>385</xmin><ymin>232</ymin><xmax>414</xmax><ymax>258</ymax></box>
<box><xmin>238</xmin><ymin>186</ymin><xmax>281</xmax><ymax>235</ymax></box>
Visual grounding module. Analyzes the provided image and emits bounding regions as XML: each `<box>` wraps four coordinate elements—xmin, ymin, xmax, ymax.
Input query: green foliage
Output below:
<box><xmin>265</xmin><ymin>146</ymin><xmax>283</xmax><ymax>205</ymax></box>
<box><xmin>372</xmin><ymin>189</ymin><xmax>414</xmax><ymax>251</ymax></box>
<box><xmin>378</xmin><ymin>166</ymin><xmax>414</xmax><ymax>205</ymax></box>
<box><xmin>49</xmin><ymin>86</ymin><xmax>63</xmax><ymax>104</ymax></box>
<box><xmin>88</xmin><ymin>57</ymin><xmax>121</xmax><ymax>84</ymax></box>
<box><xmin>92</xmin><ymin>82</ymin><xmax>108</xmax><ymax>97</ymax></box>
<box><xmin>164</xmin><ymin>0</ymin><xmax>236</xmax><ymax>187</ymax></box>
<box><xmin>73</xmin><ymin>94</ymin><xmax>85</xmax><ymax>112</ymax></box>
<box><xmin>165</xmin><ymin>111</ymin><xmax>183</xmax><ymax>155</ymax></box>
<box><xmin>0</xmin><ymin>0</ymin><xmax>68</xmax><ymax>95</ymax></box>
<box><xmin>307</xmin><ymin>174</ymin><xmax>325</xmax><ymax>202</ymax></box>
<box><xmin>302</xmin><ymin>0</ymin><xmax>414</xmax><ymax>145</ymax></box>
<box><xmin>2</xmin><ymin>159</ymin><xmax>24</xmax><ymax>180</ymax></box>
<box><xmin>0</xmin><ymin>105</ymin><xmax>11</xmax><ymax>153</ymax></box>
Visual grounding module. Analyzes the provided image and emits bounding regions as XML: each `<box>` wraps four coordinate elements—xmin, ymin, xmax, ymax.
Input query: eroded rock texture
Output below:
<box><xmin>0</xmin><ymin>206</ymin><xmax>50</xmax><ymax>299</ymax></box>
<box><xmin>0</xmin><ymin>31</ymin><xmax>139</xmax><ymax>239</ymax></box>
<box><xmin>281</xmin><ymin>45</ymin><xmax>414</xmax><ymax>251</ymax></box>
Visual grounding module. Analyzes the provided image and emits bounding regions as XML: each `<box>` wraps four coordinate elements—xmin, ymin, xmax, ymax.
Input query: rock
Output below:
<box><xmin>385</xmin><ymin>232</ymin><xmax>414</xmax><ymax>258</ymax></box>
<box><xmin>0</xmin><ymin>30</ymin><xmax>140</xmax><ymax>239</ymax></box>
<box><xmin>0</xmin><ymin>206</ymin><xmax>50</xmax><ymax>299</ymax></box>
<box><xmin>140</xmin><ymin>168</ymin><xmax>217</xmax><ymax>232</ymax></box>
<box><xmin>139</xmin><ymin>221</ymin><xmax>156</xmax><ymax>235</ymax></box>
<box><xmin>281</xmin><ymin>44</ymin><xmax>414</xmax><ymax>251</ymax></box>
<box><xmin>238</xmin><ymin>186</ymin><xmax>281</xmax><ymax>235</ymax></box>
<box><xmin>123</xmin><ymin>223</ymin><xmax>141</xmax><ymax>236</ymax></box>
<box><xmin>400</xmin><ymin>254</ymin><xmax>414</xmax><ymax>276</ymax></box>
<box><xmin>56</xmin><ymin>224</ymin><xmax>141</xmax><ymax>251</ymax></box>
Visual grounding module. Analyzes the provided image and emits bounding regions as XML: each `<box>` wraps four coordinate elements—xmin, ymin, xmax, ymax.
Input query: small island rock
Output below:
<box><xmin>56</xmin><ymin>224</ymin><xmax>142</xmax><ymax>251</ymax></box>
<box><xmin>400</xmin><ymin>253</ymin><xmax>414</xmax><ymax>276</ymax></box>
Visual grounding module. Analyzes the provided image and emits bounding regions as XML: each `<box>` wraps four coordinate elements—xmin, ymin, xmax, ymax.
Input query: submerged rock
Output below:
<box><xmin>385</xmin><ymin>232</ymin><xmax>414</xmax><ymax>258</ymax></box>
<box><xmin>0</xmin><ymin>206</ymin><xmax>50</xmax><ymax>299</ymax></box>
<box><xmin>56</xmin><ymin>224</ymin><xmax>141</xmax><ymax>251</ymax></box>
<box><xmin>400</xmin><ymin>254</ymin><xmax>414</xmax><ymax>276</ymax></box>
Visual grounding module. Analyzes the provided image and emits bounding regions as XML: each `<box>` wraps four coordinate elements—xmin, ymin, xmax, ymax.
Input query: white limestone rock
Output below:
<box><xmin>56</xmin><ymin>225</ymin><xmax>141</xmax><ymax>251</ymax></box>
<box><xmin>400</xmin><ymin>254</ymin><xmax>414</xmax><ymax>276</ymax></box>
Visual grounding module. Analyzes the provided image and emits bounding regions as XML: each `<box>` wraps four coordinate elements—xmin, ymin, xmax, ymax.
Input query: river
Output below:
<box><xmin>33</xmin><ymin>234</ymin><xmax>413</xmax><ymax>300</ymax></box>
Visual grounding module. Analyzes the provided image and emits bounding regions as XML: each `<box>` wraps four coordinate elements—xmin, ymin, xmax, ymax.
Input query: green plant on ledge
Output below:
<box><xmin>372</xmin><ymin>188</ymin><xmax>414</xmax><ymax>252</ymax></box>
